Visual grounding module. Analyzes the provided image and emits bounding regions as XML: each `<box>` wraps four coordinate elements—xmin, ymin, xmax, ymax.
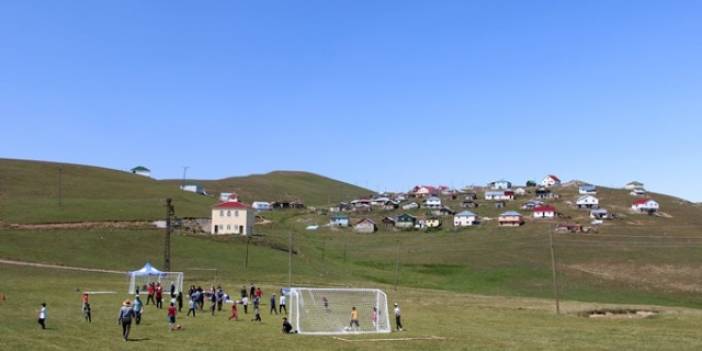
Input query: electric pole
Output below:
<box><xmin>549</xmin><ymin>227</ymin><xmax>560</xmax><ymax>314</ymax></box>
<box><xmin>164</xmin><ymin>198</ymin><xmax>175</xmax><ymax>271</ymax></box>
<box><xmin>182</xmin><ymin>166</ymin><xmax>189</xmax><ymax>189</ymax></box>
<box><xmin>288</xmin><ymin>232</ymin><xmax>293</xmax><ymax>288</ymax></box>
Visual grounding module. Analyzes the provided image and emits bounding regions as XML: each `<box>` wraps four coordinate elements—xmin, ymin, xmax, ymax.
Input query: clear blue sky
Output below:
<box><xmin>1</xmin><ymin>1</ymin><xmax>701</xmax><ymax>201</ymax></box>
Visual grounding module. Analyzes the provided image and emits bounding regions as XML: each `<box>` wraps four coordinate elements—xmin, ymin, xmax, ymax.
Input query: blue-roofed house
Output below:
<box><xmin>454</xmin><ymin>210</ymin><xmax>479</xmax><ymax>227</ymax></box>
<box><xmin>423</xmin><ymin>196</ymin><xmax>442</xmax><ymax>209</ymax></box>
<box><xmin>395</xmin><ymin>213</ymin><xmax>417</xmax><ymax>229</ymax></box>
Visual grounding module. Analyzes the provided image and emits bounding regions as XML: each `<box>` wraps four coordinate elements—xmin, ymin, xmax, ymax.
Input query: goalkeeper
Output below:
<box><xmin>349</xmin><ymin>306</ymin><xmax>360</xmax><ymax>330</ymax></box>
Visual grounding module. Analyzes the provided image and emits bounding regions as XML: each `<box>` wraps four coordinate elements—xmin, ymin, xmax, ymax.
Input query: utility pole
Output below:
<box><xmin>549</xmin><ymin>227</ymin><xmax>560</xmax><ymax>315</ymax></box>
<box><xmin>58</xmin><ymin>167</ymin><xmax>63</xmax><ymax>208</ymax></box>
<box><xmin>394</xmin><ymin>240</ymin><xmax>401</xmax><ymax>291</ymax></box>
<box><xmin>164</xmin><ymin>198</ymin><xmax>175</xmax><ymax>271</ymax></box>
<box><xmin>182</xmin><ymin>166</ymin><xmax>189</xmax><ymax>189</ymax></box>
<box><xmin>288</xmin><ymin>232</ymin><xmax>293</xmax><ymax>288</ymax></box>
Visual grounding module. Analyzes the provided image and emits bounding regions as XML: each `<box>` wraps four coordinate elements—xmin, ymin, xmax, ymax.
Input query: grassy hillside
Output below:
<box><xmin>163</xmin><ymin>171</ymin><xmax>371</xmax><ymax>206</ymax></box>
<box><xmin>0</xmin><ymin>159</ymin><xmax>370</xmax><ymax>224</ymax></box>
<box><xmin>0</xmin><ymin>159</ymin><xmax>214</xmax><ymax>224</ymax></box>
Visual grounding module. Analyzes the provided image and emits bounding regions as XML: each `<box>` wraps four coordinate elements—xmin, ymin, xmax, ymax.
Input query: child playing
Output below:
<box><xmin>83</xmin><ymin>302</ymin><xmax>92</xmax><ymax>323</ymax></box>
<box><xmin>349</xmin><ymin>306</ymin><xmax>359</xmax><ymax>330</ymax></box>
<box><xmin>38</xmin><ymin>303</ymin><xmax>47</xmax><ymax>329</ymax></box>
<box><xmin>229</xmin><ymin>302</ymin><xmax>239</xmax><ymax>320</ymax></box>
<box><xmin>167</xmin><ymin>302</ymin><xmax>177</xmax><ymax>331</ymax></box>
<box><xmin>187</xmin><ymin>297</ymin><xmax>196</xmax><ymax>317</ymax></box>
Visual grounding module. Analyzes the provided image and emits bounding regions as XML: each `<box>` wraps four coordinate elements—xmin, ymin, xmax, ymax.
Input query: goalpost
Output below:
<box><xmin>289</xmin><ymin>288</ymin><xmax>391</xmax><ymax>335</ymax></box>
<box><xmin>127</xmin><ymin>263</ymin><xmax>184</xmax><ymax>294</ymax></box>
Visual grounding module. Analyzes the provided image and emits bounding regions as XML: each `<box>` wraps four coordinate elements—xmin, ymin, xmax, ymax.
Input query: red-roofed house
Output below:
<box><xmin>631</xmin><ymin>198</ymin><xmax>659</xmax><ymax>214</ymax></box>
<box><xmin>211</xmin><ymin>201</ymin><xmax>255</xmax><ymax>235</ymax></box>
<box><xmin>541</xmin><ymin>175</ymin><xmax>561</xmax><ymax>188</ymax></box>
<box><xmin>533</xmin><ymin>205</ymin><xmax>557</xmax><ymax>219</ymax></box>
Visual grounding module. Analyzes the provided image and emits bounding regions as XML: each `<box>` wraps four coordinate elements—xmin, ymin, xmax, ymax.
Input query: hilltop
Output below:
<box><xmin>0</xmin><ymin>159</ymin><xmax>370</xmax><ymax>224</ymax></box>
<box><xmin>163</xmin><ymin>170</ymin><xmax>370</xmax><ymax>206</ymax></box>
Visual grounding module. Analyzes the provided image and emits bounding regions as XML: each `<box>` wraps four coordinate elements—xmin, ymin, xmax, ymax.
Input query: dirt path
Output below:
<box><xmin>4</xmin><ymin>221</ymin><xmax>153</xmax><ymax>230</ymax></box>
<box><xmin>0</xmin><ymin>258</ymin><xmax>126</xmax><ymax>274</ymax></box>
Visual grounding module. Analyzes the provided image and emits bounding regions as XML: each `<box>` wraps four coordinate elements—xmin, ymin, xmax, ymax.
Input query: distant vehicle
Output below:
<box><xmin>306</xmin><ymin>225</ymin><xmax>319</xmax><ymax>231</ymax></box>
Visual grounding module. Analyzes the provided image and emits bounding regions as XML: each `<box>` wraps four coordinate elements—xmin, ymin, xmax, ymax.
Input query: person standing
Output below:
<box><xmin>167</xmin><ymin>302</ymin><xmax>177</xmax><ymax>331</ymax></box>
<box><xmin>393</xmin><ymin>303</ymin><xmax>403</xmax><ymax>331</ymax></box>
<box><xmin>210</xmin><ymin>291</ymin><xmax>217</xmax><ymax>316</ymax></box>
<box><xmin>216</xmin><ymin>287</ymin><xmax>224</xmax><ymax>312</ymax></box>
<box><xmin>81</xmin><ymin>293</ymin><xmax>89</xmax><ymax>310</ymax></box>
<box><xmin>349</xmin><ymin>306</ymin><xmax>360</xmax><ymax>330</ymax></box>
<box><xmin>133</xmin><ymin>295</ymin><xmax>143</xmax><ymax>325</ymax></box>
<box><xmin>83</xmin><ymin>302</ymin><xmax>92</xmax><ymax>323</ymax></box>
<box><xmin>240</xmin><ymin>285</ymin><xmax>247</xmax><ymax>300</ymax></box>
<box><xmin>37</xmin><ymin>303</ymin><xmax>47</xmax><ymax>329</ymax></box>
<box><xmin>371</xmin><ymin>306</ymin><xmax>378</xmax><ymax>328</ymax></box>
<box><xmin>249</xmin><ymin>284</ymin><xmax>256</xmax><ymax>299</ymax></box>
<box><xmin>252</xmin><ymin>303</ymin><xmax>262</xmax><ymax>322</ymax></box>
<box><xmin>270</xmin><ymin>294</ymin><xmax>278</xmax><ymax>315</ymax></box>
<box><xmin>170</xmin><ymin>282</ymin><xmax>176</xmax><ymax>297</ymax></box>
<box><xmin>155</xmin><ymin>283</ymin><xmax>163</xmax><ymax>309</ymax></box>
<box><xmin>176</xmin><ymin>291</ymin><xmax>183</xmax><ymax>312</ymax></box>
<box><xmin>146</xmin><ymin>283</ymin><xmax>155</xmax><ymax>305</ymax></box>
<box><xmin>187</xmin><ymin>297</ymin><xmax>196</xmax><ymax>317</ymax></box>
<box><xmin>118</xmin><ymin>300</ymin><xmax>135</xmax><ymax>341</ymax></box>
<box><xmin>241</xmin><ymin>296</ymin><xmax>249</xmax><ymax>314</ymax></box>
<box><xmin>255</xmin><ymin>287</ymin><xmax>262</xmax><ymax>300</ymax></box>
<box><xmin>279</xmin><ymin>293</ymin><xmax>287</xmax><ymax>315</ymax></box>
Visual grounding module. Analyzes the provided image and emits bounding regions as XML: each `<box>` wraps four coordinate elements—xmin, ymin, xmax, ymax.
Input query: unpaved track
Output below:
<box><xmin>0</xmin><ymin>258</ymin><xmax>126</xmax><ymax>274</ymax></box>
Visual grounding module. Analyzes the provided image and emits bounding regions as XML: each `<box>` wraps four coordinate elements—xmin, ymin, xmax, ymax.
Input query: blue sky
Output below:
<box><xmin>1</xmin><ymin>1</ymin><xmax>701</xmax><ymax>200</ymax></box>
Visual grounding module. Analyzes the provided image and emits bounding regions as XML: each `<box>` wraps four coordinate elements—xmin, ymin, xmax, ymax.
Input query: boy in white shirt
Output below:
<box><xmin>38</xmin><ymin>303</ymin><xmax>47</xmax><ymax>329</ymax></box>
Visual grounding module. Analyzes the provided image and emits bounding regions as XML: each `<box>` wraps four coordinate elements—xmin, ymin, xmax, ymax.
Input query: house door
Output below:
<box><xmin>239</xmin><ymin>225</ymin><xmax>244</xmax><ymax>234</ymax></box>
<box><xmin>214</xmin><ymin>225</ymin><xmax>219</xmax><ymax>234</ymax></box>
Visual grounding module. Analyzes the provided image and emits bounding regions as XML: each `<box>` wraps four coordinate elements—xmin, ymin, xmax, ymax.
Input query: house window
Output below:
<box><xmin>227</xmin><ymin>225</ymin><xmax>231</xmax><ymax>230</ymax></box>
<box><xmin>220</xmin><ymin>210</ymin><xmax>224</xmax><ymax>217</ymax></box>
<box><xmin>227</xmin><ymin>210</ymin><xmax>231</xmax><ymax>217</ymax></box>
<box><xmin>235</xmin><ymin>210</ymin><xmax>239</xmax><ymax>217</ymax></box>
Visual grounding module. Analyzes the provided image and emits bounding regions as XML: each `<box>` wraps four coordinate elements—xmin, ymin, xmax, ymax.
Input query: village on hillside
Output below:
<box><xmin>131</xmin><ymin>167</ymin><xmax>662</xmax><ymax>236</ymax></box>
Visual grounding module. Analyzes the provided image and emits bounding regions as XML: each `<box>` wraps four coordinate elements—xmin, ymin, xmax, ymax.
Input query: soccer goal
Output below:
<box><xmin>289</xmin><ymin>288</ymin><xmax>391</xmax><ymax>335</ymax></box>
<box><xmin>127</xmin><ymin>263</ymin><xmax>184</xmax><ymax>294</ymax></box>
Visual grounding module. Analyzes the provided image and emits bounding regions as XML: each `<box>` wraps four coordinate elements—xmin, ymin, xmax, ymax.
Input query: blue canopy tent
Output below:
<box><xmin>128</xmin><ymin>262</ymin><xmax>183</xmax><ymax>294</ymax></box>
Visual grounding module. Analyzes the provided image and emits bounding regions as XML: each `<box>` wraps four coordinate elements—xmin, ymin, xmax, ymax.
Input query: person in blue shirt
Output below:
<box><xmin>133</xmin><ymin>295</ymin><xmax>143</xmax><ymax>325</ymax></box>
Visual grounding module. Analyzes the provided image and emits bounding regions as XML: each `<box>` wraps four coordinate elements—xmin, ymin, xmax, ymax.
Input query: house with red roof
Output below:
<box><xmin>210</xmin><ymin>200</ymin><xmax>255</xmax><ymax>235</ymax></box>
<box><xmin>533</xmin><ymin>205</ymin><xmax>557</xmax><ymax>219</ymax></box>
<box><xmin>631</xmin><ymin>198</ymin><xmax>659</xmax><ymax>214</ymax></box>
<box><xmin>541</xmin><ymin>175</ymin><xmax>561</xmax><ymax>188</ymax></box>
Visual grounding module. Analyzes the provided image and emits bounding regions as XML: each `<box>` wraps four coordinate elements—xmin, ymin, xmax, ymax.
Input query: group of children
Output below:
<box><xmin>36</xmin><ymin>282</ymin><xmax>405</xmax><ymax>339</ymax></box>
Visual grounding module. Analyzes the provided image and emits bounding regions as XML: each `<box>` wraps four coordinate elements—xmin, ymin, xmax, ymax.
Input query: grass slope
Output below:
<box><xmin>0</xmin><ymin>159</ymin><xmax>370</xmax><ymax>224</ymax></box>
<box><xmin>163</xmin><ymin>170</ymin><xmax>371</xmax><ymax>206</ymax></box>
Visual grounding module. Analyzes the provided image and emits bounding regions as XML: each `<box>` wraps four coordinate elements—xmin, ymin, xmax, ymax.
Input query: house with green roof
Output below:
<box><xmin>130</xmin><ymin>166</ymin><xmax>151</xmax><ymax>177</ymax></box>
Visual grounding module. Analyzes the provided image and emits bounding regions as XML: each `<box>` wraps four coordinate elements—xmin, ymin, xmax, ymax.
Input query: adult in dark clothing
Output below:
<box><xmin>176</xmin><ymin>292</ymin><xmax>183</xmax><ymax>312</ymax></box>
<box><xmin>216</xmin><ymin>288</ymin><xmax>224</xmax><ymax>311</ymax></box>
<box><xmin>282</xmin><ymin>317</ymin><xmax>295</xmax><ymax>334</ymax></box>
<box><xmin>249</xmin><ymin>284</ymin><xmax>256</xmax><ymax>299</ymax></box>
<box><xmin>118</xmin><ymin>300</ymin><xmax>136</xmax><ymax>341</ymax></box>
<box><xmin>170</xmin><ymin>282</ymin><xmax>176</xmax><ymax>297</ymax></box>
<box><xmin>270</xmin><ymin>294</ymin><xmax>278</xmax><ymax>315</ymax></box>
<box><xmin>210</xmin><ymin>292</ymin><xmax>217</xmax><ymax>316</ymax></box>
<box><xmin>240</xmin><ymin>286</ymin><xmax>247</xmax><ymax>299</ymax></box>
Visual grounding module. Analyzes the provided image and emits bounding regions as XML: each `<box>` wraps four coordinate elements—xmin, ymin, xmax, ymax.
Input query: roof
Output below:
<box><xmin>500</xmin><ymin>211</ymin><xmax>522</xmax><ymax>217</ymax></box>
<box><xmin>627</xmin><ymin>181</ymin><xmax>644</xmax><ymax>186</ymax></box>
<box><xmin>130</xmin><ymin>262</ymin><xmax>162</xmax><ymax>276</ymax></box>
<box><xmin>633</xmin><ymin>198</ymin><xmax>656</xmax><ymax>205</ymax></box>
<box><xmin>131</xmin><ymin>166</ymin><xmax>150</xmax><ymax>172</ymax></box>
<box><xmin>486</xmin><ymin>191</ymin><xmax>508</xmax><ymax>196</ymax></box>
<box><xmin>455</xmin><ymin>210</ymin><xmax>476</xmax><ymax>217</ymax></box>
<box><xmin>590</xmin><ymin>208</ymin><xmax>609</xmax><ymax>213</ymax></box>
<box><xmin>425</xmin><ymin>196</ymin><xmax>441</xmax><ymax>201</ymax></box>
<box><xmin>577</xmin><ymin>195</ymin><xmax>598</xmax><ymax>202</ymax></box>
<box><xmin>579</xmin><ymin>184</ymin><xmax>596</xmax><ymax>189</ymax></box>
<box><xmin>545</xmin><ymin>175</ymin><xmax>561</xmax><ymax>182</ymax></box>
<box><xmin>331</xmin><ymin>214</ymin><xmax>349</xmax><ymax>220</ymax></box>
<box><xmin>355</xmin><ymin>218</ymin><xmax>376</xmax><ymax>225</ymax></box>
<box><xmin>212</xmin><ymin>201</ymin><xmax>249</xmax><ymax>209</ymax></box>
<box><xmin>533</xmin><ymin>205</ymin><xmax>556</xmax><ymax>212</ymax></box>
<box><xmin>397</xmin><ymin>213</ymin><xmax>417</xmax><ymax>221</ymax></box>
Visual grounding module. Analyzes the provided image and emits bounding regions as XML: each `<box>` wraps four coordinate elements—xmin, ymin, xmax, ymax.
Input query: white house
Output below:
<box><xmin>453</xmin><ymin>210</ymin><xmax>479</xmax><ymax>227</ymax></box>
<box><xmin>402</xmin><ymin>202</ymin><xmax>419</xmax><ymax>210</ymax></box>
<box><xmin>219</xmin><ymin>192</ymin><xmax>239</xmax><ymax>202</ymax></box>
<box><xmin>371</xmin><ymin>197</ymin><xmax>390</xmax><ymax>207</ymax></box>
<box><xmin>625</xmin><ymin>181</ymin><xmax>645</xmax><ymax>190</ymax></box>
<box><xmin>330</xmin><ymin>214</ymin><xmax>350</xmax><ymax>227</ymax></box>
<box><xmin>578</xmin><ymin>184</ymin><xmax>597</xmax><ymax>195</ymax></box>
<box><xmin>251</xmin><ymin>201</ymin><xmax>271</xmax><ymax>211</ymax></box>
<box><xmin>576</xmin><ymin>195</ymin><xmax>599</xmax><ymax>209</ymax></box>
<box><xmin>488</xmin><ymin>180</ymin><xmax>512</xmax><ymax>190</ymax></box>
<box><xmin>630</xmin><ymin>188</ymin><xmax>647</xmax><ymax>196</ymax></box>
<box><xmin>632</xmin><ymin>198</ymin><xmax>659</xmax><ymax>213</ymax></box>
<box><xmin>533</xmin><ymin>205</ymin><xmax>557</xmax><ymax>219</ymax></box>
<box><xmin>590</xmin><ymin>208</ymin><xmax>610</xmax><ymax>219</ymax></box>
<box><xmin>181</xmin><ymin>184</ymin><xmax>206</xmax><ymax>195</ymax></box>
<box><xmin>514</xmin><ymin>187</ymin><xmax>527</xmax><ymax>196</ymax></box>
<box><xmin>485</xmin><ymin>190</ymin><xmax>515</xmax><ymax>201</ymax></box>
<box><xmin>423</xmin><ymin>196</ymin><xmax>442</xmax><ymax>209</ymax></box>
<box><xmin>130</xmin><ymin>166</ymin><xmax>151</xmax><ymax>177</ymax></box>
<box><xmin>541</xmin><ymin>175</ymin><xmax>561</xmax><ymax>188</ymax></box>
<box><xmin>498</xmin><ymin>211</ymin><xmax>524</xmax><ymax>227</ymax></box>
<box><xmin>210</xmin><ymin>201</ymin><xmax>255</xmax><ymax>235</ymax></box>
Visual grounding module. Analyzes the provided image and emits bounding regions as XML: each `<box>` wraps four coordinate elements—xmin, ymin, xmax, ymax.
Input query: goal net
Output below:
<box><xmin>289</xmin><ymin>288</ymin><xmax>391</xmax><ymax>335</ymax></box>
<box><xmin>128</xmin><ymin>272</ymin><xmax>184</xmax><ymax>295</ymax></box>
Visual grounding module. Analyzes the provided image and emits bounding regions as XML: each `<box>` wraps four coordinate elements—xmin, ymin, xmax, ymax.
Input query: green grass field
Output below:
<box><xmin>3</xmin><ymin>159</ymin><xmax>702</xmax><ymax>349</ymax></box>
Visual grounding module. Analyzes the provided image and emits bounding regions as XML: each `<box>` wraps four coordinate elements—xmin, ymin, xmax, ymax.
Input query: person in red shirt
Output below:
<box><xmin>255</xmin><ymin>287</ymin><xmax>262</xmax><ymax>299</ymax></box>
<box><xmin>155</xmin><ymin>283</ymin><xmax>163</xmax><ymax>309</ymax></box>
<box><xmin>167</xmin><ymin>302</ymin><xmax>177</xmax><ymax>330</ymax></box>
<box><xmin>228</xmin><ymin>302</ymin><xmax>238</xmax><ymax>321</ymax></box>
<box><xmin>146</xmin><ymin>283</ymin><xmax>155</xmax><ymax>305</ymax></box>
